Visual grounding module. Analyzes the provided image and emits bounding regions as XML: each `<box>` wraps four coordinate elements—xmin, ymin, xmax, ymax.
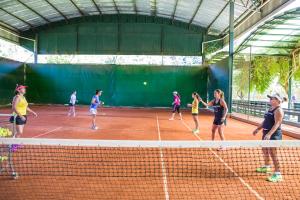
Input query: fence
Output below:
<box><xmin>232</xmin><ymin>100</ymin><xmax>300</xmax><ymax>127</ymax></box>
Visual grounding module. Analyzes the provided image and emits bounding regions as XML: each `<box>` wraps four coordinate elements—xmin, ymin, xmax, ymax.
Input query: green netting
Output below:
<box><xmin>20</xmin><ymin>15</ymin><xmax>205</xmax><ymax>56</ymax></box>
<box><xmin>25</xmin><ymin>64</ymin><xmax>207</xmax><ymax>107</ymax></box>
<box><xmin>207</xmin><ymin>57</ymin><xmax>230</xmax><ymax>104</ymax></box>
<box><xmin>0</xmin><ymin>59</ymin><xmax>24</xmax><ymax>105</ymax></box>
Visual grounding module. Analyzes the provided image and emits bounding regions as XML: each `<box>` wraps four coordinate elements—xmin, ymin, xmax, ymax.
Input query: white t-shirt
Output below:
<box><xmin>70</xmin><ymin>94</ymin><xmax>76</xmax><ymax>105</ymax></box>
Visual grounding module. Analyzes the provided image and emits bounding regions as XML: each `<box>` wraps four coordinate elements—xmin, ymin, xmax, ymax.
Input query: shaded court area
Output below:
<box><xmin>0</xmin><ymin>105</ymin><xmax>299</xmax><ymax>200</ymax></box>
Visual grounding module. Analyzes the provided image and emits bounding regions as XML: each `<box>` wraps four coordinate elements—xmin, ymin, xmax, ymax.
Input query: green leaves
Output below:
<box><xmin>234</xmin><ymin>55</ymin><xmax>292</xmax><ymax>95</ymax></box>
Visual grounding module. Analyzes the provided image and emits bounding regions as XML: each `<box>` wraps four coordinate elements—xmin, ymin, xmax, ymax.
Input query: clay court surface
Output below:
<box><xmin>0</xmin><ymin>105</ymin><xmax>295</xmax><ymax>140</ymax></box>
<box><xmin>0</xmin><ymin>105</ymin><xmax>299</xmax><ymax>200</ymax></box>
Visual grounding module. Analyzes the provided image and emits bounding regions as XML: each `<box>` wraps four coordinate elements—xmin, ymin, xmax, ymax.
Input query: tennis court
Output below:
<box><xmin>1</xmin><ymin>0</ymin><xmax>300</xmax><ymax>199</ymax></box>
<box><xmin>0</xmin><ymin>106</ymin><xmax>299</xmax><ymax>199</ymax></box>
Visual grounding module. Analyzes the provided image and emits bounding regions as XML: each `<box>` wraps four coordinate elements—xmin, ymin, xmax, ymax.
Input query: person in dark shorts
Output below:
<box><xmin>253</xmin><ymin>93</ymin><xmax>285</xmax><ymax>183</ymax></box>
<box><xmin>11</xmin><ymin>85</ymin><xmax>37</xmax><ymax>137</ymax></box>
<box><xmin>169</xmin><ymin>91</ymin><xmax>182</xmax><ymax>120</ymax></box>
<box><xmin>199</xmin><ymin>89</ymin><xmax>228</xmax><ymax>141</ymax></box>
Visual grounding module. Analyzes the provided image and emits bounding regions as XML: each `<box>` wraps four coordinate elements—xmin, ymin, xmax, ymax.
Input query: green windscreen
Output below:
<box><xmin>207</xmin><ymin>57</ymin><xmax>230</xmax><ymax>104</ymax></box>
<box><xmin>21</xmin><ymin>15</ymin><xmax>205</xmax><ymax>56</ymax></box>
<box><xmin>25</xmin><ymin>64</ymin><xmax>208</xmax><ymax>107</ymax></box>
<box><xmin>0</xmin><ymin>59</ymin><xmax>24</xmax><ymax>105</ymax></box>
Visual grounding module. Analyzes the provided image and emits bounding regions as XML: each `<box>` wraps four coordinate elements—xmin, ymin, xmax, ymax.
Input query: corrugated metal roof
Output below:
<box><xmin>0</xmin><ymin>0</ymin><xmax>260</xmax><ymax>33</ymax></box>
<box><xmin>237</xmin><ymin>7</ymin><xmax>300</xmax><ymax>56</ymax></box>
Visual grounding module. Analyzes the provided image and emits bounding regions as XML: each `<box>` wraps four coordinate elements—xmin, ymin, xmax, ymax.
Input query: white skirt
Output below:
<box><xmin>89</xmin><ymin>108</ymin><xmax>97</xmax><ymax>115</ymax></box>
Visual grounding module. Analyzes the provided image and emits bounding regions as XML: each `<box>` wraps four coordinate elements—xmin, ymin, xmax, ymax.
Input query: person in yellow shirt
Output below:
<box><xmin>11</xmin><ymin>85</ymin><xmax>37</xmax><ymax>137</ymax></box>
<box><xmin>187</xmin><ymin>92</ymin><xmax>200</xmax><ymax>134</ymax></box>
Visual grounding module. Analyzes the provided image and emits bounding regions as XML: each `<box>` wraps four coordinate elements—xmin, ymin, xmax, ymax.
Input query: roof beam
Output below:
<box><xmin>112</xmin><ymin>0</ymin><xmax>119</xmax><ymax>14</ymax></box>
<box><xmin>240</xmin><ymin>0</ymin><xmax>246</xmax><ymax>7</ymax></box>
<box><xmin>0</xmin><ymin>20</ymin><xmax>20</xmax><ymax>33</ymax></box>
<box><xmin>16</xmin><ymin>0</ymin><xmax>51</xmax><ymax>23</ymax></box>
<box><xmin>249</xmin><ymin>39</ymin><xmax>298</xmax><ymax>43</ymax></box>
<box><xmin>260</xmin><ymin>27</ymin><xmax>300</xmax><ymax>31</ymax></box>
<box><xmin>188</xmin><ymin>0</ymin><xmax>203</xmax><ymax>26</ymax></box>
<box><xmin>244</xmin><ymin>45</ymin><xmax>294</xmax><ymax>50</ymax></box>
<box><xmin>0</xmin><ymin>7</ymin><xmax>34</xmax><ymax>28</ymax></box>
<box><xmin>171</xmin><ymin>0</ymin><xmax>179</xmax><ymax>24</ymax></box>
<box><xmin>266</xmin><ymin>22</ymin><xmax>300</xmax><ymax>27</ymax></box>
<box><xmin>255</xmin><ymin>33</ymin><xmax>300</xmax><ymax>37</ymax></box>
<box><xmin>207</xmin><ymin>2</ymin><xmax>229</xmax><ymax>32</ymax></box>
<box><xmin>43</xmin><ymin>0</ymin><xmax>69</xmax><ymax>21</ymax></box>
<box><xmin>91</xmin><ymin>0</ymin><xmax>102</xmax><ymax>15</ymax></box>
<box><xmin>69</xmin><ymin>0</ymin><xmax>85</xmax><ymax>16</ymax></box>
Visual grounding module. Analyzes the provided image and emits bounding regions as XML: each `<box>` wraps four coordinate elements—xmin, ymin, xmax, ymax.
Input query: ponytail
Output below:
<box><xmin>215</xmin><ymin>89</ymin><xmax>224</xmax><ymax>99</ymax></box>
<box><xmin>15</xmin><ymin>84</ymin><xmax>20</xmax><ymax>95</ymax></box>
<box><xmin>193</xmin><ymin>92</ymin><xmax>201</xmax><ymax>101</ymax></box>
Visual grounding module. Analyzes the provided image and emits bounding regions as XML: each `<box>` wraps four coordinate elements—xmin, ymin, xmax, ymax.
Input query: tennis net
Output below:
<box><xmin>0</xmin><ymin>138</ymin><xmax>299</xmax><ymax>200</ymax></box>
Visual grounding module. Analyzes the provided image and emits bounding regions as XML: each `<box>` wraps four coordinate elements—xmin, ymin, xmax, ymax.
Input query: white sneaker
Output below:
<box><xmin>169</xmin><ymin>118</ymin><xmax>174</xmax><ymax>121</ymax></box>
<box><xmin>193</xmin><ymin>129</ymin><xmax>199</xmax><ymax>134</ymax></box>
<box><xmin>92</xmin><ymin>126</ymin><xmax>99</xmax><ymax>130</ymax></box>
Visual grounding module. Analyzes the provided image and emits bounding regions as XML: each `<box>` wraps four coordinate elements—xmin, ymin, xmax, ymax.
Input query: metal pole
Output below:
<box><xmin>228</xmin><ymin>0</ymin><xmax>234</xmax><ymax>113</ymax></box>
<box><xmin>288</xmin><ymin>58</ymin><xmax>293</xmax><ymax>109</ymax></box>
<box><xmin>34</xmin><ymin>33</ymin><xmax>38</xmax><ymax>64</ymax></box>
<box><xmin>247</xmin><ymin>46</ymin><xmax>252</xmax><ymax>120</ymax></box>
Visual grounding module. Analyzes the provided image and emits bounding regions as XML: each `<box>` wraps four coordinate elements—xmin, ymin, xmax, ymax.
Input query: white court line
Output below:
<box><xmin>181</xmin><ymin>120</ymin><xmax>264</xmax><ymax>200</ymax></box>
<box><xmin>32</xmin><ymin>127</ymin><xmax>63</xmax><ymax>138</ymax></box>
<box><xmin>156</xmin><ymin>115</ymin><xmax>170</xmax><ymax>200</ymax></box>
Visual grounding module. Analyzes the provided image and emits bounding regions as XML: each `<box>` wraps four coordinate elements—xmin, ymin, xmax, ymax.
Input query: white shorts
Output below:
<box><xmin>90</xmin><ymin>108</ymin><xmax>97</xmax><ymax>115</ymax></box>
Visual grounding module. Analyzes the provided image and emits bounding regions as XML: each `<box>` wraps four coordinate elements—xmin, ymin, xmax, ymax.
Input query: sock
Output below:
<box><xmin>264</xmin><ymin>165</ymin><xmax>271</xmax><ymax>168</ymax></box>
<box><xmin>274</xmin><ymin>172</ymin><xmax>281</xmax><ymax>176</ymax></box>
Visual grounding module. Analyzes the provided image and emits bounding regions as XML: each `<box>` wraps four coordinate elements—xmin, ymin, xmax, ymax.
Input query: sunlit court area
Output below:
<box><xmin>0</xmin><ymin>0</ymin><xmax>300</xmax><ymax>199</ymax></box>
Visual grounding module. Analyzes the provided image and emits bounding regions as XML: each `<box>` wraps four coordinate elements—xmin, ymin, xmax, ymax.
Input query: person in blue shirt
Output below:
<box><xmin>90</xmin><ymin>90</ymin><xmax>103</xmax><ymax>130</ymax></box>
<box><xmin>253</xmin><ymin>93</ymin><xmax>285</xmax><ymax>183</ymax></box>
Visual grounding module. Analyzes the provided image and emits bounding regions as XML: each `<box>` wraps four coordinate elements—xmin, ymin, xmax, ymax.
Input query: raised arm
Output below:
<box><xmin>199</xmin><ymin>98</ymin><xmax>214</xmax><ymax>107</ymax></box>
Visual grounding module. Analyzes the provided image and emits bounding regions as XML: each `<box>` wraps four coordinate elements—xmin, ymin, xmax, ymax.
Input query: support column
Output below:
<box><xmin>228</xmin><ymin>0</ymin><xmax>234</xmax><ymax>113</ymax></box>
<box><xmin>34</xmin><ymin>33</ymin><xmax>38</xmax><ymax>64</ymax></box>
<box><xmin>288</xmin><ymin>58</ymin><xmax>293</xmax><ymax>109</ymax></box>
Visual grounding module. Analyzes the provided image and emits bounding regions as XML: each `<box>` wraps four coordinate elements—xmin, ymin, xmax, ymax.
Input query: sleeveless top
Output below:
<box><xmin>174</xmin><ymin>96</ymin><xmax>181</xmax><ymax>106</ymax></box>
<box><xmin>14</xmin><ymin>95</ymin><xmax>28</xmax><ymax>116</ymax></box>
<box><xmin>212</xmin><ymin>99</ymin><xmax>224</xmax><ymax>119</ymax></box>
<box><xmin>262</xmin><ymin>106</ymin><xmax>281</xmax><ymax>131</ymax></box>
<box><xmin>90</xmin><ymin>95</ymin><xmax>100</xmax><ymax>109</ymax></box>
<box><xmin>192</xmin><ymin>99</ymin><xmax>199</xmax><ymax>114</ymax></box>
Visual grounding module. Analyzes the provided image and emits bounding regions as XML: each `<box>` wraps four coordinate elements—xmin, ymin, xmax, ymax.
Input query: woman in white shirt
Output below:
<box><xmin>68</xmin><ymin>91</ymin><xmax>77</xmax><ymax>117</ymax></box>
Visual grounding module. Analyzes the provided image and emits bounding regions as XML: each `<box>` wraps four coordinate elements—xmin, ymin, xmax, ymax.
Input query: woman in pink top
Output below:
<box><xmin>169</xmin><ymin>91</ymin><xmax>182</xmax><ymax>120</ymax></box>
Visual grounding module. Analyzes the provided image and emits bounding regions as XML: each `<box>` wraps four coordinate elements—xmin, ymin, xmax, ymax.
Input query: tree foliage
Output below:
<box><xmin>234</xmin><ymin>55</ymin><xmax>295</xmax><ymax>97</ymax></box>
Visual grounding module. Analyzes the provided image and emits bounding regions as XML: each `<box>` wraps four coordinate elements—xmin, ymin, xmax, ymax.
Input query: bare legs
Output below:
<box><xmin>192</xmin><ymin>115</ymin><xmax>199</xmax><ymax>132</ymax></box>
<box><xmin>262</xmin><ymin>147</ymin><xmax>280</xmax><ymax>172</ymax></box>
<box><xmin>16</xmin><ymin>125</ymin><xmax>24</xmax><ymax>138</ymax></box>
<box><xmin>211</xmin><ymin>124</ymin><xmax>225</xmax><ymax>141</ymax></box>
<box><xmin>169</xmin><ymin>112</ymin><xmax>182</xmax><ymax>120</ymax></box>
<box><xmin>68</xmin><ymin>106</ymin><xmax>76</xmax><ymax>117</ymax></box>
<box><xmin>91</xmin><ymin>114</ymin><xmax>98</xmax><ymax>130</ymax></box>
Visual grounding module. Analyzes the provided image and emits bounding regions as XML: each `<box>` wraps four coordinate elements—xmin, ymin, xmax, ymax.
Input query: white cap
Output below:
<box><xmin>173</xmin><ymin>91</ymin><xmax>178</xmax><ymax>95</ymax></box>
<box><xmin>267</xmin><ymin>94</ymin><xmax>283</xmax><ymax>102</ymax></box>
